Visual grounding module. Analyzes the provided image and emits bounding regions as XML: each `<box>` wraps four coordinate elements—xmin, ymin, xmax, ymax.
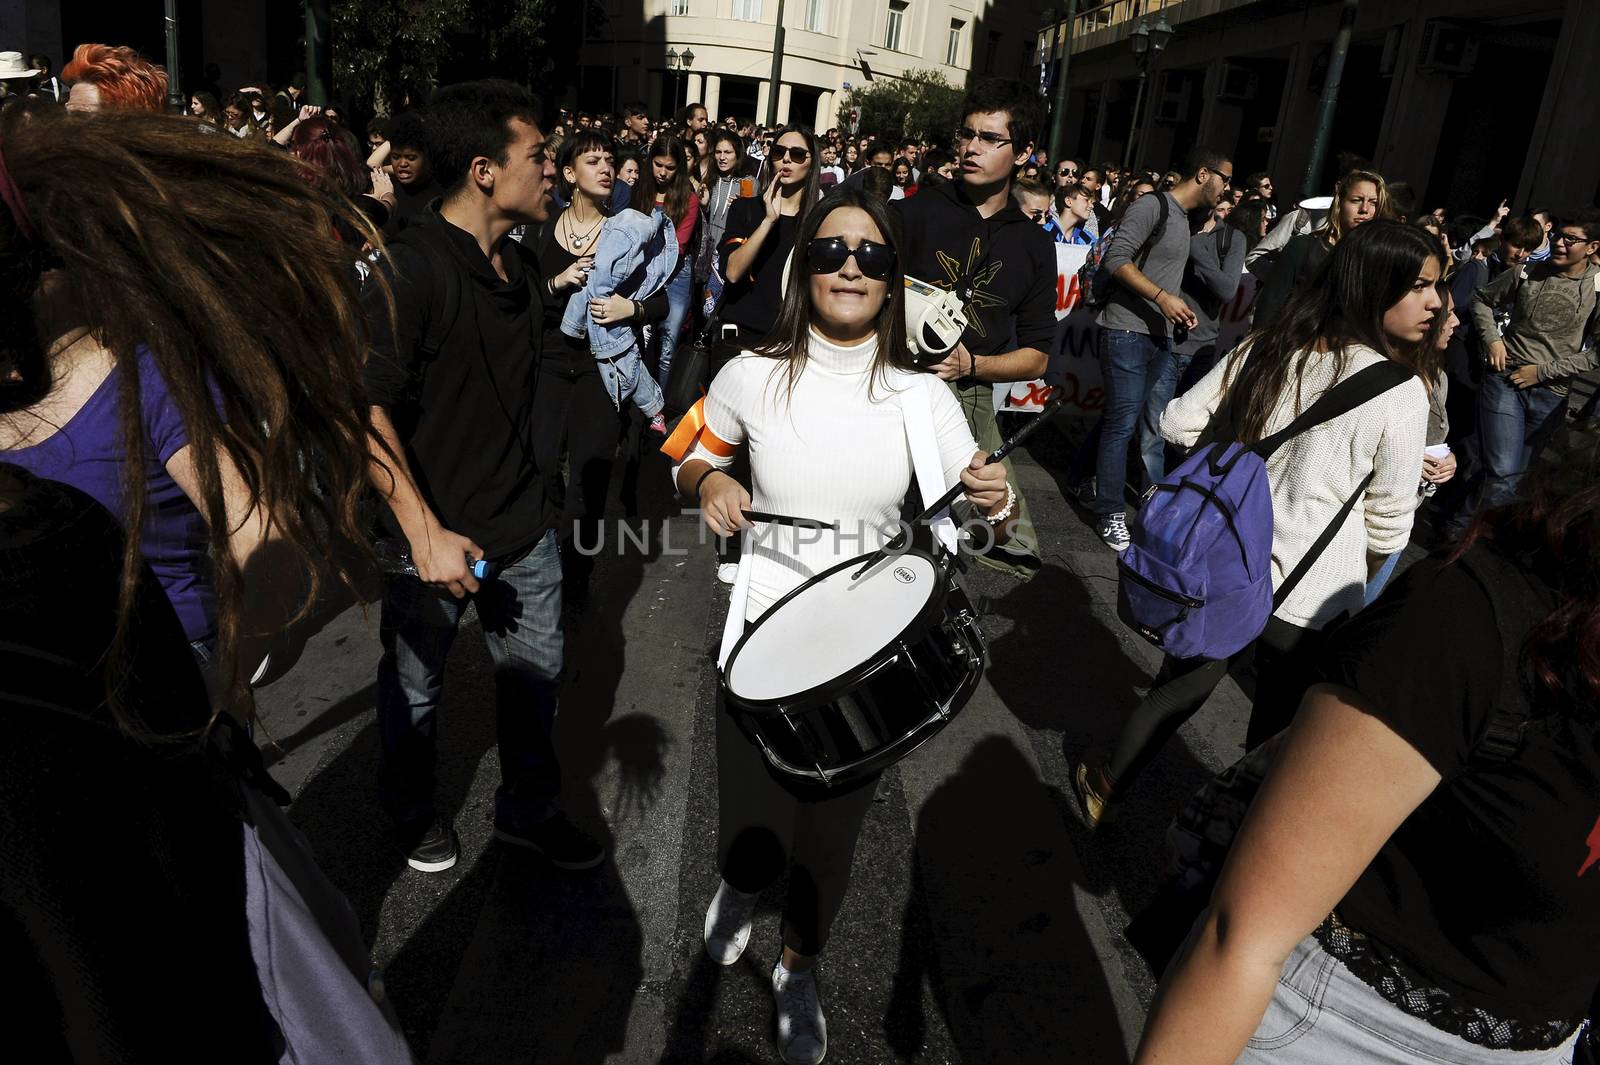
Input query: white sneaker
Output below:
<box><xmin>1097</xmin><ymin>512</ymin><xmax>1131</xmax><ymax>553</ymax></box>
<box><xmin>772</xmin><ymin>959</ymin><xmax>827</xmax><ymax>1065</ymax></box>
<box><xmin>703</xmin><ymin>880</ymin><xmax>757</xmax><ymax>965</ymax></box>
<box><xmin>717</xmin><ymin>562</ymin><xmax>739</xmax><ymax>585</ymax></box>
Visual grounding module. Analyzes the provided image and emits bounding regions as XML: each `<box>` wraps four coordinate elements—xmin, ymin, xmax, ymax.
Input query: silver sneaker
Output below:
<box><xmin>772</xmin><ymin>959</ymin><xmax>827</xmax><ymax>1065</ymax></box>
<box><xmin>1097</xmin><ymin>512</ymin><xmax>1131</xmax><ymax>553</ymax></box>
<box><xmin>703</xmin><ymin>880</ymin><xmax>757</xmax><ymax>965</ymax></box>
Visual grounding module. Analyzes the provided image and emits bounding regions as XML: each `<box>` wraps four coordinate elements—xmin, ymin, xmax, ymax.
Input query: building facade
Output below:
<box><xmin>1039</xmin><ymin>0</ymin><xmax>1599</xmax><ymax>217</ymax></box>
<box><xmin>578</xmin><ymin>0</ymin><xmax>1040</xmax><ymax>131</ymax></box>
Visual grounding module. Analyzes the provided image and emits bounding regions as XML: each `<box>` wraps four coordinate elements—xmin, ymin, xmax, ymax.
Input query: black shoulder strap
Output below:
<box><xmin>1131</xmin><ymin>193</ymin><xmax>1171</xmax><ymax>271</ymax></box>
<box><xmin>1255</xmin><ymin>359</ymin><xmax>1414</xmax><ymax>459</ymax></box>
<box><xmin>1454</xmin><ymin>547</ymin><xmax>1545</xmax><ymax>765</ymax></box>
<box><xmin>1263</xmin><ymin>360</ymin><xmax>1416</xmax><ymax>609</ymax></box>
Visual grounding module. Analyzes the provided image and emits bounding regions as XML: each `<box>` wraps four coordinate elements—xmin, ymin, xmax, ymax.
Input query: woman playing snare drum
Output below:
<box><xmin>668</xmin><ymin>186</ymin><xmax>1014</xmax><ymax>1065</ymax></box>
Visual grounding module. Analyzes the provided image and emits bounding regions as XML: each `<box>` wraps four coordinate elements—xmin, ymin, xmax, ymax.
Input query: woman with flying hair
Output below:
<box><xmin>1253</xmin><ymin>168</ymin><xmax>1390</xmax><ymax>328</ymax></box>
<box><xmin>0</xmin><ymin>104</ymin><xmax>411</xmax><ymax>1058</ymax></box>
<box><xmin>60</xmin><ymin>41</ymin><xmax>166</xmax><ymax>113</ymax></box>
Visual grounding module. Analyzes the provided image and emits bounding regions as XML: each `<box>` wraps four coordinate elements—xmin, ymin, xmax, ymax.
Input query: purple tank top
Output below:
<box><xmin>3</xmin><ymin>350</ymin><xmax>216</xmax><ymax>643</ymax></box>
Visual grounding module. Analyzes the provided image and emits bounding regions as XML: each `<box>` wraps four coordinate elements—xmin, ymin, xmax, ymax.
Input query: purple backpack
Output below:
<box><xmin>1118</xmin><ymin>359</ymin><xmax>1413</xmax><ymax>661</ymax></box>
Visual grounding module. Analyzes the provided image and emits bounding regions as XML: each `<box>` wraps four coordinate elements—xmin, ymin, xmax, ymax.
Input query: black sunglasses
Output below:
<box><xmin>773</xmin><ymin>145</ymin><xmax>811</xmax><ymax>163</ymax></box>
<box><xmin>805</xmin><ymin>237</ymin><xmax>897</xmax><ymax>281</ymax></box>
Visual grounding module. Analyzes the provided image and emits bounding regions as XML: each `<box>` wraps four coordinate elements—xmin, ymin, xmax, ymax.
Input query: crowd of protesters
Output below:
<box><xmin>1</xmin><ymin>36</ymin><xmax>1598</xmax><ymax>1065</ymax></box>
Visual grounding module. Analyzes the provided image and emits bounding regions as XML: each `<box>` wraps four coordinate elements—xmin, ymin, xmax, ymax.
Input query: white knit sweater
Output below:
<box><xmin>1160</xmin><ymin>344</ymin><xmax>1429</xmax><ymax>629</ymax></box>
<box><xmin>679</xmin><ymin>330</ymin><xmax>979</xmax><ymax>620</ymax></box>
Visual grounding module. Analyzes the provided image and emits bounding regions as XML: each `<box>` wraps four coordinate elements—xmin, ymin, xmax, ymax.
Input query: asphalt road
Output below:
<box><xmin>252</xmin><ymin>411</ymin><xmax>1270</xmax><ymax>1064</ymax></box>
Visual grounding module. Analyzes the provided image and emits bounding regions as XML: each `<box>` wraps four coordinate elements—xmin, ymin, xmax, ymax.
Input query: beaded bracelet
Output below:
<box><xmin>983</xmin><ymin>484</ymin><xmax>1017</xmax><ymax>526</ymax></box>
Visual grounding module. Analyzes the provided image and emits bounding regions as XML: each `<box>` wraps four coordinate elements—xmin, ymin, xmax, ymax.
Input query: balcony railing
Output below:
<box><xmin>1072</xmin><ymin>0</ymin><xmax>1185</xmax><ymax>39</ymax></box>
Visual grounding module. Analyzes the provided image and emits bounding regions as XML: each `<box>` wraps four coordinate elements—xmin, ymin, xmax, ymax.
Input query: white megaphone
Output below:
<box><xmin>903</xmin><ymin>276</ymin><xmax>969</xmax><ymax>363</ymax></box>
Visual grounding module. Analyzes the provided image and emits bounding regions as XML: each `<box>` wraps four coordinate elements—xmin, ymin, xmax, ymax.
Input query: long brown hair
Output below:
<box><xmin>633</xmin><ymin>134</ymin><xmax>694</xmax><ymax>226</ymax></box>
<box><xmin>0</xmin><ymin>105</ymin><xmax>384</xmax><ymax>727</ymax></box>
<box><xmin>1223</xmin><ymin>220</ymin><xmax>1441</xmax><ymax>444</ymax></box>
<box><xmin>752</xmin><ymin>186</ymin><xmax>918</xmax><ymax>400</ymax></box>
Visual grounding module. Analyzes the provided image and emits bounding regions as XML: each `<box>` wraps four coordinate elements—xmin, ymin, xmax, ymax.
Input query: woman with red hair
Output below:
<box><xmin>61</xmin><ymin>43</ymin><xmax>166</xmax><ymax>113</ymax></box>
<box><xmin>287</xmin><ymin>111</ymin><xmax>395</xmax><ymax>243</ymax></box>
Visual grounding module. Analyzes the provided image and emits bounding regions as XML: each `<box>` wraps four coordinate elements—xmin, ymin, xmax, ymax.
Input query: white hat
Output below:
<box><xmin>0</xmin><ymin>51</ymin><xmax>42</xmax><ymax>79</ymax></box>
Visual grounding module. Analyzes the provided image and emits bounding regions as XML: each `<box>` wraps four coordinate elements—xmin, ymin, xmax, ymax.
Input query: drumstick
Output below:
<box><xmin>742</xmin><ymin>509</ymin><xmax>839</xmax><ymax>530</ymax></box>
<box><xmin>851</xmin><ymin>390</ymin><xmax>1066</xmax><ymax>580</ymax></box>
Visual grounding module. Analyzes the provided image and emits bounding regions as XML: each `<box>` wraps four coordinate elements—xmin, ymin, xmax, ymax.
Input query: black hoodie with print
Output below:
<box><xmin>893</xmin><ymin>178</ymin><xmax>1058</xmax><ymax>358</ymax></box>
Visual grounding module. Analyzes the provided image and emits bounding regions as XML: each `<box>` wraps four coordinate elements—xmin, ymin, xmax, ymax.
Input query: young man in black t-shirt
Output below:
<box><xmin>895</xmin><ymin>81</ymin><xmax>1056</xmax><ymax>577</ymax></box>
<box><xmin>363</xmin><ymin>80</ymin><xmax>603</xmax><ymax>875</ymax></box>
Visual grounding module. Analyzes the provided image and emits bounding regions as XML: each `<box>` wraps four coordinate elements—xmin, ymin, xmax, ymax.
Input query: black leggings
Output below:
<box><xmin>1106</xmin><ymin>618</ymin><xmax>1322</xmax><ymax>790</ymax></box>
<box><xmin>715</xmin><ymin>703</ymin><xmax>878</xmax><ymax>957</ymax></box>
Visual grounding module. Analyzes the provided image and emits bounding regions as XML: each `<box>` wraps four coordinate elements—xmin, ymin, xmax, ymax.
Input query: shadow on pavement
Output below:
<box><xmin>888</xmin><ymin>736</ymin><xmax>1131</xmax><ymax>1065</ymax></box>
<box><xmin>984</xmin><ymin>560</ymin><xmax>1231</xmax><ymax>985</ymax></box>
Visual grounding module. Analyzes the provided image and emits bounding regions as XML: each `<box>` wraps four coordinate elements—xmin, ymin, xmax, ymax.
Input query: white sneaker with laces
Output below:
<box><xmin>717</xmin><ymin>562</ymin><xmax>739</xmax><ymax>585</ymax></box>
<box><xmin>703</xmin><ymin>880</ymin><xmax>757</xmax><ymax>964</ymax></box>
<box><xmin>772</xmin><ymin>959</ymin><xmax>827</xmax><ymax>1065</ymax></box>
<box><xmin>1098</xmin><ymin>512</ymin><xmax>1131</xmax><ymax>553</ymax></box>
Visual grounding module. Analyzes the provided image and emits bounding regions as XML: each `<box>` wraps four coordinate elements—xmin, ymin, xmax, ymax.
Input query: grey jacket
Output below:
<box><xmin>1244</xmin><ymin>197</ymin><xmax>1333</xmax><ymax>278</ymax></box>
<box><xmin>1468</xmin><ymin>261</ymin><xmax>1600</xmax><ymax>396</ymax></box>
<box><xmin>1176</xmin><ymin>224</ymin><xmax>1247</xmax><ymax>353</ymax></box>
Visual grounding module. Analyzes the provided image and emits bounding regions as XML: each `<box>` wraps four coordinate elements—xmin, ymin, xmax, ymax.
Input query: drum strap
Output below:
<box><xmin>899</xmin><ymin>378</ymin><xmax>961</xmax><ymax>556</ymax></box>
<box><xmin>718</xmin><ymin>533</ymin><xmax>754</xmax><ymax>671</ymax></box>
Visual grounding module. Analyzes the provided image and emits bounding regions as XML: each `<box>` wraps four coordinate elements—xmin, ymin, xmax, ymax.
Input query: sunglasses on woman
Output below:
<box><xmin>772</xmin><ymin>145</ymin><xmax>811</xmax><ymax>163</ymax></box>
<box><xmin>805</xmin><ymin>237</ymin><xmax>897</xmax><ymax>281</ymax></box>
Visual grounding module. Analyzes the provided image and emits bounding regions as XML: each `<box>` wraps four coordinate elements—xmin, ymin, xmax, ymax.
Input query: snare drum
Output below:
<box><xmin>721</xmin><ymin>547</ymin><xmax>986</xmax><ymax>788</ymax></box>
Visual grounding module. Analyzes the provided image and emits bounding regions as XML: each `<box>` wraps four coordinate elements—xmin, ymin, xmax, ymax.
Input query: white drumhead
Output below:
<box><xmin>727</xmin><ymin>553</ymin><xmax>939</xmax><ymax>702</ymax></box>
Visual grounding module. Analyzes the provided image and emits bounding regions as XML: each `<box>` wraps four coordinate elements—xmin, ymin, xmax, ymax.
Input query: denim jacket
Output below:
<box><xmin>560</xmin><ymin>208</ymin><xmax>679</xmax><ymax>359</ymax></box>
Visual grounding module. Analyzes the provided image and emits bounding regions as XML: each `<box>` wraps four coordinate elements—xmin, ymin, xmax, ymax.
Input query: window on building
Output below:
<box><xmin>990</xmin><ymin>31</ymin><xmax>1004</xmax><ymax>73</ymax></box>
<box><xmin>946</xmin><ymin>18</ymin><xmax>965</xmax><ymax>66</ymax></box>
<box><xmin>804</xmin><ymin>0</ymin><xmax>825</xmax><ymax>32</ymax></box>
<box><xmin>884</xmin><ymin>0</ymin><xmax>908</xmax><ymax>51</ymax></box>
<box><xmin>670</xmin><ymin>0</ymin><xmax>689</xmax><ymax>13</ymax></box>
<box><xmin>732</xmin><ymin>0</ymin><xmax>762</xmax><ymax>21</ymax></box>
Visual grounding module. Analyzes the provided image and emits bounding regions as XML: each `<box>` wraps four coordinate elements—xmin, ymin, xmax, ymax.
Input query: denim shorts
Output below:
<box><xmin>1237</xmin><ymin>934</ymin><xmax>1580</xmax><ymax>1064</ymax></box>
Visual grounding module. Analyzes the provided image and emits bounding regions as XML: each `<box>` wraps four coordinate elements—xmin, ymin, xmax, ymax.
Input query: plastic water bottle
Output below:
<box><xmin>374</xmin><ymin>538</ymin><xmax>498</xmax><ymax>581</ymax></box>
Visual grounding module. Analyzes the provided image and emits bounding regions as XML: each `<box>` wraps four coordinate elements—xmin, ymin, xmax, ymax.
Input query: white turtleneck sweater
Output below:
<box><xmin>678</xmin><ymin>330</ymin><xmax>980</xmax><ymax>620</ymax></box>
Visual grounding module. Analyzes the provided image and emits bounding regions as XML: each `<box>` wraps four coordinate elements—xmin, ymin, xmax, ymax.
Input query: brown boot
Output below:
<box><xmin>1072</xmin><ymin>758</ymin><xmax>1119</xmax><ymax>828</ymax></box>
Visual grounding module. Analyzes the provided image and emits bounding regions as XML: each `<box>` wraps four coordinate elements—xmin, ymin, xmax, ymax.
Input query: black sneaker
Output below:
<box><xmin>493</xmin><ymin>811</ymin><xmax>606</xmax><ymax>870</ymax></box>
<box><xmin>402</xmin><ymin>819</ymin><xmax>459</xmax><ymax>873</ymax></box>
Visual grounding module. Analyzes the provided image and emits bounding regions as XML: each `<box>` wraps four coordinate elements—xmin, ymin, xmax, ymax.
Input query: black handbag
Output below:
<box><xmin>664</xmin><ymin>331</ymin><xmax>711</xmax><ymax>417</ymax></box>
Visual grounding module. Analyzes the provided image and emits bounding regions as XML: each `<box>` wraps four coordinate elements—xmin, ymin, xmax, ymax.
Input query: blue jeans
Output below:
<box><xmin>656</xmin><ymin>258</ymin><xmax>693</xmax><ymax>392</ymax></box>
<box><xmin>1234</xmin><ymin>931</ymin><xmax>1579</xmax><ymax>1064</ymax></box>
<box><xmin>1139</xmin><ymin>348</ymin><xmax>1194</xmax><ymax>487</ymax></box>
<box><xmin>1095</xmin><ymin>328</ymin><xmax>1175</xmax><ymax>516</ymax></box>
<box><xmin>376</xmin><ymin>529</ymin><xmax>564</xmax><ymax>829</ymax></box>
<box><xmin>1472</xmin><ymin>371</ymin><xmax>1567</xmax><ymax>513</ymax></box>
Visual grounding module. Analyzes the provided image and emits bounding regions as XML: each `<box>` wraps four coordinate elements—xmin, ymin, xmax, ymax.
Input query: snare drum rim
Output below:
<box><xmin>721</xmin><ymin>546</ymin><xmax>955</xmax><ymax>717</ymax></box>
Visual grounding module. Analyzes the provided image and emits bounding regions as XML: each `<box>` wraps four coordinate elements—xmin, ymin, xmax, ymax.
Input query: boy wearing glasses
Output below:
<box><xmin>894</xmin><ymin>81</ymin><xmax>1057</xmax><ymax>578</ymax></box>
<box><xmin>1459</xmin><ymin>208</ymin><xmax>1600</xmax><ymax>520</ymax></box>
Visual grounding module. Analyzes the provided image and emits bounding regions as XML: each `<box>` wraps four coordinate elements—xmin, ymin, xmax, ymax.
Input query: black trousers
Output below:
<box><xmin>534</xmin><ymin>354</ymin><xmax>629</xmax><ymax>569</ymax></box>
<box><xmin>1106</xmin><ymin>617</ymin><xmax>1323</xmax><ymax>790</ymax></box>
<box><xmin>715</xmin><ymin>702</ymin><xmax>878</xmax><ymax>957</ymax></box>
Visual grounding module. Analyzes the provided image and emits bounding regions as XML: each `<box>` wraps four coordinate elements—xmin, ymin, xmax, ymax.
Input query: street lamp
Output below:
<box><xmin>666</xmin><ymin>47</ymin><xmax>696</xmax><ymax>111</ymax></box>
<box><xmin>1124</xmin><ymin>12</ymin><xmax>1173</xmax><ymax>171</ymax></box>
